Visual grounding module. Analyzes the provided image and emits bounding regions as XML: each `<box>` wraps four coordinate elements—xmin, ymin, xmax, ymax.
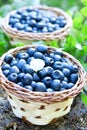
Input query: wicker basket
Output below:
<box><xmin>1</xmin><ymin>6</ymin><xmax>72</xmax><ymax>45</ymax></box>
<box><xmin>0</xmin><ymin>45</ymin><xmax>86</xmax><ymax>125</ymax></box>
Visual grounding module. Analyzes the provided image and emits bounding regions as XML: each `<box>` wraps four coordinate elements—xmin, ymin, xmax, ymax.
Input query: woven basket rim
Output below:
<box><xmin>0</xmin><ymin>45</ymin><xmax>86</xmax><ymax>103</ymax></box>
<box><xmin>1</xmin><ymin>6</ymin><xmax>73</xmax><ymax>41</ymax></box>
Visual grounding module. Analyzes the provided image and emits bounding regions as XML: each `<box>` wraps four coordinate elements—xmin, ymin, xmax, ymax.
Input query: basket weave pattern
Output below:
<box><xmin>1</xmin><ymin>6</ymin><xmax>72</xmax><ymax>42</ymax></box>
<box><xmin>0</xmin><ymin>45</ymin><xmax>86</xmax><ymax>125</ymax></box>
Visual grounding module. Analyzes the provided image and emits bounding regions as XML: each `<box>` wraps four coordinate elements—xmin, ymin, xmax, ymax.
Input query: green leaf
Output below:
<box><xmin>81</xmin><ymin>0</ymin><xmax>87</xmax><ymax>5</ymax></box>
<box><xmin>49</xmin><ymin>40</ymin><xmax>59</xmax><ymax>48</ymax></box>
<box><xmin>81</xmin><ymin>7</ymin><xmax>87</xmax><ymax>17</ymax></box>
<box><xmin>81</xmin><ymin>92</ymin><xmax>87</xmax><ymax>105</ymax></box>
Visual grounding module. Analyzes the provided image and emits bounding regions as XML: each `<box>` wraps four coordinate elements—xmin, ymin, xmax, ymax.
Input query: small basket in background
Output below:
<box><xmin>0</xmin><ymin>45</ymin><xmax>86</xmax><ymax>125</ymax></box>
<box><xmin>1</xmin><ymin>6</ymin><xmax>72</xmax><ymax>45</ymax></box>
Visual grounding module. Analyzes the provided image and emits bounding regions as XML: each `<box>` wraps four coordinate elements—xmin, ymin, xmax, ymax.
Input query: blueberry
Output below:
<box><xmin>53</xmin><ymin>61</ymin><xmax>63</xmax><ymax>70</ymax></box>
<box><xmin>16</xmin><ymin>59</ymin><xmax>26</xmax><ymax>69</ymax></box>
<box><xmin>61</xmin><ymin>81</ymin><xmax>69</xmax><ymax>89</ymax></box>
<box><xmin>36</xmin><ymin>44</ymin><xmax>47</xmax><ymax>53</ymax></box>
<box><xmin>43</xmin><ymin>57</ymin><xmax>54</xmax><ymax>66</ymax></box>
<box><xmin>68</xmin><ymin>82</ymin><xmax>74</xmax><ymax>89</ymax></box>
<box><xmin>10</xmin><ymin>66</ymin><xmax>20</xmax><ymax>74</ymax></box>
<box><xmin>54</xmin><ymin>54</ymin><xmax>61</xmax><ymax>61</ymax></box>
<box><xmin>22</xmin><ymin>64</ymin><xmax>34</xmax><ymax>75</ymax></box>
<box><xmin>9</xmin><ymin>18</ymin><xmax>19</xmax><ymax>25</ymax></box>
<box><xmin>70</xmin><ymin>65</ymin><xmax>78</xmax><ymax>73</ymax></box>
<box><xmin>51</xmin><ymin>79</ymin><xmax>61</xmax><ymax>91</ymax></box>
<box><xmin>26</xmin><ymin>16</ymin><xmax>31</xmax><ymax>21</ymax></box>
<box><xmin>51</xmin><ymin>70</ymin><xmax>64</xmax><ymax>81</ymax></box>
<box><xmin>28</xmin><ymin>19</ymin><xmax>36</xmax><ymax>27</ymax></box>
<box><xmin>10</xmin><ymin>13</ymin><xmax>21</xmax><ymax>19</ymax></box>
<box><xmin>62</xmin><ymin>62</ymin><xmax>74</xmax><ymax>72</ymax></box>
<box><xmin>64</xmin><ymin>77</ymin><xmax>68</xmax><ymax>82</ymax></box>
<box><xmin>41</xmin><ymin>27</ymin><xmax>48</xmax><ymax>33</ymax></box>
<box><xmin>21</xmin><ymin>11</ymin><xmax>29</xmax><ymax>18</ymax></box>
<box><xmin>29</xmin><ymin>11</ymin><xmax>37</xmax><ymax>19</ymax></box>
<box><xmin>10</xmin><ymin>59</ymin><xmax>18</xmax><ymax>66</ymax></box>
<box><xmin>54</xmin><ymin>50</ymin><xmax>63</xmax><ymax>56</ymax></box>
<box><xmin>35</xmin><ymin>82</ymin><xmax>46</xmax><ymax>92</ymax></box>
<box><xmin>46</xmin><ymin>22</ymin><xmax>54</xmax><ymax>29</ymax></box>
<box><xmin>33</xmin><ymin>73</ymin><xmax>40</xmax><ymax>82</ymax></box>
<box><xmin>62</xmin><ymin>68</ymin><xmax>70</xmax><ymax>77</ymax></box>
<box><xmin>24</xmin><ymin>26</ymin><xmax>32</xmax><ymax>32</ymax></box>
<box><xmin>37</xmin><ymin>21</ymin><xmax>46</xmax><ymax>29</ymax></box>
<box><xmin>49</xmin><ymin>53</ymin><xmax>55</xmax><ymax>58</ymax></box>
<box><xmin>3</xmin><ymin>70</ymin><xmax>10</xmax><ymax>77</ymax></box>
<box><xmin>57</xmin><ymin>16</ymin><xmax>65</xmax><ymax>21</ymax></box>
<box><xmin>22</xmin><ymin>73</ymin><xmax>33</xmax><ymax>85</ymax></box>
<box><xmin>26</xmin><ymin>48</ymin><xmax>35</xmax><ymax>56</ymax></box>
<box><xmin>14</xmin><ymin>22</ymin><xmax>24</xmax><ymax>30</ymax></box>
<box><xmin>24</xmin><ymin>85</ymin><xmax>33</xmax><ymax>91</ymax></box>
<box><xmin>38</xmin><ymin>66</ymin><xmax>53</xmax><ymax>78</ymax></box>
<box><xmin>16</xmin><ymin>10</ymin><xmax>22</xmax><ymax>15</ymax></box>
<box><xmin>27</xmin><ymin>57</ymin><xmax>34</xmax><ymax>64</ymax></box>
<box><xmin>2</xmin><ymin>63</ymin><xmax>10</xmax><ymax>70</ymax></box>
<box><xmin>17</xmin><ymin>82</ymin><xmax>23</xmax><ymax>87</ymax></box>
<box><xmin>42</xmin><ymin>77</ymin><xmax>52</xmax><ymax>87</ymax></box>
<box><xmin>31</xmin><ymin>81</ymin><xmax>37</xmax><ymax>90</ymax></box>
<box><xmin>60</xmin><ymin>88</ymin><xmax>66</xmax><ymax>91</ymax></box>
<box><xmin>4</xmin><ymin>54</ymin><xmax>13</xmax><ymax>63</ymax></box>
<box><xmin>36</xmin><ymin>14</ymin><xmax>43</xmax><ymax>22</ymax></box>
<box><xmin>49</xmin><ymin>16</ymin><xmax>56</xmax><ymax>24</ymax></box>
<box><xmin>32</xmin><ymin>27</ymin><xmax>38</xmax><ymax>33</ymax></box>
<box><xmin>34</xmin><ymin>52</ymin><xmax>43</xmax><ymax>59</ymax></box>
<box><xmin>48</xmin><ymin>27</ymin><xmax>54</xmax><ymax>32</ymax></box>
<box><xmin>16</xmin><ymin>52</ymin><xmax>29</xmax><ymax>60</ymax></box>
<box><xmin>8</xmin><ymin>73</ymin><xmax>18</xmax><ymax>83</ymax></box>
<box><xmin>46</xmin><ymin>88</ymin><xmax>54</xmax><ymax>92</ymax></box>
<box><xmin>26</xmin><ymin>7</ymin><xmax>33</xmax><ymax>12</ymax></box>
<box><xmin>59</xmin><ymin>20</ymin><xmax>67</xmax><ymax>28</ymax></box>
<box><xmin>69</xmin><ymin>73</ymin><xmax>78</xmax><ymax>84</ymax></box>
<box><xmin>18</xmin><ymin>73</ymin><xmax>25</xmax><ymax>81</ymax></box>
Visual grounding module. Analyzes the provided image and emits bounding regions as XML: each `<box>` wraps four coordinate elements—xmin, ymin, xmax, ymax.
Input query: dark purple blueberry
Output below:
<box><xmin>4</xmin><ymin>54</ymin><xmax>13</xmax><ymax>63</ymax></box>
<box><xmin>24</xmin><ymin>85</ymin><xmax>33</xmax><ymax>91</ymax></box>
<box><xmin>42</xmin><ymin>77</ymin><xmax>52</xmax><ymax>87</ymax></box>
<box><xmin>26</xmin><ymin>48</ymin><xmax>35</xmax><ymax>57</ymax></box>
<box><xmin>62</xmin><ymin>68</ymin><xmax>70</xmax><ymax>77</ymax></box>
<box><xmin>34</xmin><ymin>52</ymin><xmax>43</xmax><ymax>59</ymax></box>
<box><xmin>53</xmin><ymin>61</ymin><xmax>63</xmax><ymax>70</ymax></box>
<box><xmin>61</xmin><ymin>81</ymin><xmax>69</xmax><ymax>89</ymax></box>
<box><xmin>51</xmin><ymin>70</ymin><xmax>64</xmax><ymax>81</ymax></box>
<box><xmin>17</xmin><ymin>82</ymin><xmax>23</xmax><ymax>87</ymax></box>
<box><xmin>36</xmin><ymin>44</ymin><xmax>47</xmax><ymax>53</ymax></box>
<box><xmin>33</xmin><ymin>73</ymin><xmax>40</xmax><ymax>82</ymax></box>
<box><xmin>16</xmin><ymin>10</ymin><xmax>22</xmax><ymax>15</ymax></box>
<box><xmin>2</xmin><ymin>63</ymin><xmax>10</xmax><ymax>70</ymax></box>
<box><xmin>62</xmin><ymin>62</ymin><xmax>74</xmax><ymax>72</ymax></box>
<box><xmin>22</xmin><ymin>73</ymin><xmax>33</xmax><ymax>85</ymax></box>
<box><xmin>70</xmin><ymin>65</ymin><xmax>78</xmax><ymax>73</ymax></box>
<box><xmin>68</xmin><ymin>82</ymin><xmax>74</xmax><ymax>89</ymax></box>
<box><xmin>10</xmin><ymin>66</ymin><xmax>20</xmax><ymax>74</ymax></box>
<box><xmin>22</xmin><ymin>64</ymin><xmax>34</xmax><ymax>75</ymax></box>
<box><xmin>16</xmin><ymin>52</ymin><xmax>29</xmax><ymax>60</ymax></box>
<box><xmin>36</xmin><ymin>14</ymin><xmax>43</xmax><ymax>22</ymax></box>
<box><xmin>51</xmin><ymin>79</ymin><xmax>61</xmax><ymax>91</ymax></box>
<box><xmin>69</xmin><ymin>73</ymin><xmax>78</xmax><ymax>84</ymax></box>
<box><xmin>49</xmin><ymin>53</ymin><xmax>55</xmax><ymax>59</ymax></box>
<box><xmin>49</xmin><ymin>16</ymin><xmax>56</xmax><ymax>24</ymax></box>
<box><xmin>3</xmin><ymin>70</ymin><xmax>10</xmax><ymax>76</ymax></box>
<box><xmin>16</xmin><ymin>59</ymin><xmax>26</xmax><ymax>70</ymax></box>
<box><xmin>35</xmin><ymin>82</ymin><xmax>46</xmax><ymax>92</ymax></box>
<box><xmin>8</xmin><ymin>73</ymin><xmax>18</xmax><ymax>83</ymax></box>
<box><xmin>47</xmin><ymin>88</ymin><xmax>54</xmax><ymax>92</ymax></box>
<box><xmin>43</xmin><ymin>57</ymin><xmax>54</xmax><ymax>66</ymax></box>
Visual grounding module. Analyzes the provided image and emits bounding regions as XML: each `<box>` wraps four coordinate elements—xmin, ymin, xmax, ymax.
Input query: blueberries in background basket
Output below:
<box><xmin>9</xmin><ymin>7</ymin><xmax>67</xmax><ymax>33</ymax></box>
<box><xmin>2</xmin><ymin>45</ymin><xmax>79</xmax><ymax>92</ymax></box>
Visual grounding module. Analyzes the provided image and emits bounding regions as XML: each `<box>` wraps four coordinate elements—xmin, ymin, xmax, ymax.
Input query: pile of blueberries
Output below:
<box><xmin>2</xmin><ymin>45</ymin><xmax>78</xmax><ymax>92</ymax></box>
<box><xmin>9</xmin><ymin>7</ymin><xmax>67</xmax><ymax>33</ymax></box>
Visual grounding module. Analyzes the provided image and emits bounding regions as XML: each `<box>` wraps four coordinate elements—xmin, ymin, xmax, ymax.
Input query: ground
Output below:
<box><xmin>0</xmin><ymin>87</ymin><xmax>87</xmax><ymax>130</ymax></box>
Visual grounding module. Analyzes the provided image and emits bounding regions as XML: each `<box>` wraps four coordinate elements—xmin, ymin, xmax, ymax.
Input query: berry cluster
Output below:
<box><xmin>2</xmin><ymin>45</ymin><xmax>78</xmax><ymax>92</ymax></box>
<box><xmin>9</xmin><ymin>7</ymin><xmax>67</xmax><ymax>33</ymax></box>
